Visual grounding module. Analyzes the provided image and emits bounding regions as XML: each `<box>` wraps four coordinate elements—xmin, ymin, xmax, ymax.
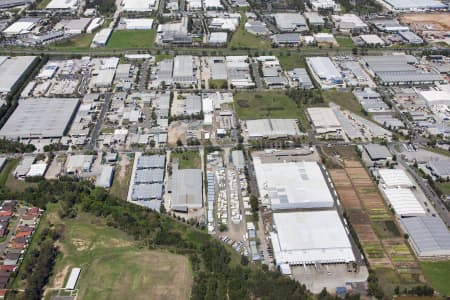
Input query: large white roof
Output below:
<box><xmin>122</xmin><ymin>0</ymin><xmax>155</xmax><ymax>11</ymax></box>
<box><xmin>47</xmin><ymin>0</ymin><xmax>78</xmax><ymax>9</ymax></box>
<box><xmin>420</xmin><ymin>90</ymin><xmax>450</xmax><ymax>106</ymax></box>
<box><xmin>378</xmin><ymin>169</ymin><xmax>414</xmax><ymax>187</ymax></box>
<box><xmin>382</xmin><ymin>188</ymin><xmax>426</xmax><ymax>217</ymax></box>
<box><xmin>254</xmin><ymin>159</ymin><xmax>334</xmax><ymax>210</ymax></box>
<box><xmin>271</xmin><ymin>211</ymin><xmax>355</xmax><ymax>265</ymax></box>
<box><xmin>307</xmin><ymin>107</ymin><xmax>341</xmax><ymax>133</ymax></box>
<box><xmin>246</xmin><ymin>119</ymin><xmax>301</xmax><ymax>138</ymax></box>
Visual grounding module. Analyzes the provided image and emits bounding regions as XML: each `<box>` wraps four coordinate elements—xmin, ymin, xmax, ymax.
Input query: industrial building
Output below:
<box><xmin>231</xmin><ymin>150</ymin><xmax>245</xmax><ymax>169</ymax></box>
<box><xmin>420</xmin><ymin>90</ymin><xmax>450</xmax><ymax>106</ymax></box>
<box><xmin>307</xmin><ymin>107</ymin><xmax>341</xmax><ymax>134</ymax></box>
<box><xmin>332</xmin><ymin>14</ymin><xmax>368</xmax><ymax>33</ymax></box>
<box><xmin>401</xmin><ymin>216</ymin><xmax>450</xmax><ymax>257</ymax></box>
<box><xmin>426</xmin><ymin>159</ymin><xmax>450</xmax><ymax>179</ymax></box>
<box><xmin>254</xmin><ymin>159</ymin><xmax>334</xmax><ymax>210</ymax></box>
<box><xmin>364</xmin><ymin>144</ymin><xmax>392</xmax><ymax>162</ymax></box>
<box><xmin>0</xmin><ymin>98</ymin><xmax>79</xmax><ymax>139</ymax></box>
<box><xmin>382</xmin><ymin>188</ymin><xmax>426</xmax><ymax>217</ymax></box>
<box><xmin>208</xmin><ymin>32</ymin><xmax>227</xmax><ymax>45</ymax></box>
<box><xmin>306</xmin><ymin>57</ymin><xmax>343</xmax><ymax>89</ymax></box>
<box><xmin>353</xmin><ymin>88</ymin><xmax>390</xmax><ymax>113</ymax></box>
<box><xmin>359</xmin><ymin>34</ymin><xmax>385</xmax><ymax>46</ymax></box>
<box><xmin>55</xmin><ymin>18</ymin><xmax>92</xmax><ymax>34</ymax></box>
<box><xmin>173</xmin><ymin>56</ymin><xmax>197</xmax><ymax>87</ymax></box>
<box><xmin>0</xmin><ymin>0</ymin><xmax>33</xmax><ymax>8</ymax></box>
<box><xmin>96</xmin><ymin>165</ymin><xmax>114</xmax><ymax>188</ymax></box>
<box><xmin>92</xmin><ymin>28</ymin><xmax>112</xmax><ymax>47</ymax></box>
<box><xmin>245</xmin><ymin>119</ymin><xmax>301</xmax><ymax>139</ymax></box>
<box><xmin>0</xmin><ymin>56</ymin><xmax>37</xmax><ymax>95</ymax></box>
<box><xmin>289</xmin><ymin>68</ymin><xmax>313</xmax><ymax>89</ymax></box>
<box><xmin>118</xmin><ymin>18</ymin><xmax>154</xmax><ymax>30</ymax></box>
<box><xmin>2</xmin><ymin>18</ymin><xmax>38</xmax><ymax>36</ymax></box>
<box><xmin>46</xmin><ymin>0</ymin><xmax>78</xmax><ymax>12</ymax></box>
<box><xmin>65</xmin><ymin>268</ymin><xmax>81</xmax><ymax>290</ymax></box>
<box><xmin>378</xmin><ymin>169</ymin><xmax>414</xmax><ymax>188</ymax></box>
<box><xmin>361</xmin><ymin>55</ymin><xmax>444</xmax><ymax>86</ymax></box>
<box><xmin>381</xmin><ymin>0</ymin><xmax>446</xmax><ymax>11</ymax></box>
<box><xmin>273</xmin><ymin>13</ymin><xmax>308</xmax><ymax>32</ymax></box>
<box><xmin>303</xmin><ymin>12</ymin><xmax>324</xmax><ymax>27</ymax></box>
<box><xmin>399</xmin><ymin>31</ymin><xmax>423</xmax><ymax>44</ymax></box>
<box><xmin>270</xmin><ymin>211</ymin><xmax>355</xmax><ymax>265</ymax></box>
<box><xmin>271</xmin><ymin>33</ymin><xmax>301</xmax><ymax>47</ymax></box>
<box><xmin>170</xmin><ymin>167</ymin><xmax>203</xmax><ymax>212</ymax></box>
<box><xmin>66</xmin><ymin>155</ymin><xmax>94</xmax><ymax>174</ymax></box>
<box><xmin>121</xmin><ymin>0</ymin><xmax>156</xmax><ymax>11</ymax></box>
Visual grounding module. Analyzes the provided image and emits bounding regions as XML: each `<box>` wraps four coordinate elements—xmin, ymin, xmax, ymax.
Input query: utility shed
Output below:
<box><xmin>401</xmin><ymin>216</ymin><xmax>450</xmax><ymax>257</ymax></box>
<box><xmin>270</xmin><ymin>211</ymin><xmax>355</xmax><ymax>265</ymax></box>
<box><xmin>382</xmin><ymin>188</ymin><xmax>426</xmax><ymax>217</ymax></box>
<box><xmin>246</xmin><ymin>119</ymin><xmax>301</xmax><ymax>139</ymax></box>
<box><xmin>96</xmin><ymin>165</ymin><xmax>114</xmax><ymax>188</ymax></box>
<box><xmin>254</xmin><ymin>159</ymin><xmax>334</xmax><ymax>210</ymax></box>
<box><xmin>0</xmin><ymin>98</ymin><xmax>79</xmax><ymax>139</ymax></box>
<box><xmin>364</xmin><ymin>144</ymin><xmax>392</xmax><ymax>161</ymax></box>
<box><xmin>378</xmin><ymin>169</ymin><xmax>414</xmax><ymax>188</ymax></box>
<box><xmin>65</xmin><ymin>268</ymin><xmax>81</xmax><ymax>290</ymax></box>
<box><xmin>170</xmin><ymin>168</ymin><xmax>203</xmax><ymax>211</ymax></box>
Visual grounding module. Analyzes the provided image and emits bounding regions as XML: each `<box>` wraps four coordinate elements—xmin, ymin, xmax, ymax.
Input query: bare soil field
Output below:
<box><xmin>337</xmin><ymin>187</ymin><xmax>361</xmax><ymax>209</ymax></box>
<box><xmin>400</xmin><ymin>13</ymin><xmax>450</xmax><ymax>31</ymax></box>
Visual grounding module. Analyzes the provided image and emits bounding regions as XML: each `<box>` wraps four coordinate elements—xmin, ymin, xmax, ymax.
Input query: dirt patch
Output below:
<box><xmin>119</xmin><ymin>155</ymin><xmax>130</xmax><ymax>179</ymax></box>
<box><xmin>72</xmin><ymin>238</ymin><xmax>90</xmax><ymax>251</ymax></box>
<box><xmin>400</xmin><ymin>13</ymin><xmax>450</xmax><ymax>31</ymax></box>
<box><xmin>53</xmin><ymin>265</ymin><xmax>70</xmax><ymax>288</ymax></box>
<box><xmin>168</xmin><ymin>121</ymin><xmax>188</xmax><ymax>145</ymax></box>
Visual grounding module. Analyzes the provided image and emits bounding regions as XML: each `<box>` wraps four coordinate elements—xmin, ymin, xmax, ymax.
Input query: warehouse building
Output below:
<box><xmin>399</xmin><ymin>31</ymin><xmax>423</xmax><ymax>44</ymax></box>
<box><xmin>381</xmin><ymin>0</ymin><xmax>445</xmax><ymax>11</ymax></box>
<box><xmin>364</xmin><ymin>144</ymin><xmax>392</xmax><ymax>162</ymax></box>
<box><xmin>134</xmin><ymin>168</ymin><xmax>165</xmax><ymax>183</ymax></box>
<box><xmin>420</xmin><ymin>90</ymin><xmax>450</xmax><ymax>106</ymax></box>
<box><xmin>353</xmin><ymin>88</ymin><xmax>390</xmax><ymax>113</ymax></box>
<box><xmin>360</xmin><ymin>55</ymin><xmax>444</xmax><ymax>85</ymax></box>
<box><xmin>55</xmin><ymin>18</ymin><xmax>92</xmax><ymax>34</ymax></box>
<box><xmin>121</xmin><ymin>0</ymin><xmax>156</xmax><ymax>11</ymax></box>
<box><xmin>231</xmin><ymin>150</ymin><xmax>245</xmax><ymax>169</ymax></box>
<box><xmin>0</xmin><ymin>56</ymin><xmax>37</xmax><ymax>95</ymax></box>
<box><xmin>273</xmin><ymin>13</ymin><xmax>308</xmax><ymax>32</ymax></box>
<box><xmin>0</xmin><ymin>98</ymin><xmax>79</xmax><ymax>139</ymax></box>
<box><xmin>306</xmin><ymin>57</ymin><xmax>343</xmax><ymax>89</ymax></box>
<box><xmin>382</xmin><ymin>188</ymin><xmax>426</xmax><ymax>217</ymax></box>
<box><xmin>254</xmin><ymin>159</ymin><xmax>334</xmax><ymax>210</ymax></box>
<box><xmin>2</xmin><ymin>18</ymin><xmax>38</xmax><ymax>36</ymax></box>
<box><xmin>118</xmin><ymin>18</ymin><xmax>154</xmax><ymax>30</ymax></box>
<box><xmin>332</xmin><ymin>14</ymin><xmax>368</xmax><ymax>33</ymax></box>
<box><xmin>426</xmin><ymin>159</ymin><xmax>450</xmax><ymax>179</ymax></box>
<box><xmin>303</xmin><ymin>12</ymin><xmax>324</xmax><ymax>27</ymax></box>
<box><xmin>271</xmin><ymin>33</ymin><xmax>301</xmax><ymax>47</ymax></box>
<box><xmin>289</xmin><ymin>68</ymin><xmax>313</xmax><ymax>89</ymax></box>
<box><xmin>246</xmin><ymin>119</ymin><xmax>301</xmax><ymax>139</ymax></box>
<box><xmin>0</xmin><ymin>0</ymin><xmax>33</xmax><ymax>8</ymax></box>
<box><xmin>96</xmin><ymin>165</ymin><xmax>114</xmax><ymax>188</ymax></box>
<box><xmin>359</xmin><ymin>34</ymin><xmax>385</xmax><ymax>46</ymax></box>
<box><xmin>46</xmin><ymin>0</ymin><xmax>79</xmax><ymax>12</ymax></box>
<box><xmin>270</xmin><ymin>210</ymin><xmax>355</xmax><ymax>265</ymax></box>
<box><xmin>401</xmin><ymin>216</ymin><xmax>450</xmax><ymax>257</ymax></box>
<box><xmin>170</xmin><ymin>167</ymin><xmax>203</xmax><ymax>212</ymax></box>
<box><xmin>91</xmin><ymin>28</ymin><xmax>112</xmax><ymax>47</ymax></box>
<box><xmin>173</xmin><ymin>55</ymin><xmax>197</xmax><ymax>87</ymax></box>
<box><xmin>66</xmin><ymin>155</ymin><xmax>94</xmax><ymax>174</ymax></box>
<box><xmin>377</xmin><ymin>169</ymin><xmax>414</xmax><ymax>188</ymax></box>
<box><xmin>307</xmin><ymin>107</ymin><xmax>341</xmax><ymax>134</ymax></box>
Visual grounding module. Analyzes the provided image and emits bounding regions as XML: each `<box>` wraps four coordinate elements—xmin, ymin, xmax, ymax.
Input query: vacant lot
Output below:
<box><xmin>400</xmin><ymin>13</ymin><xmax>450</xmax><ymax>30</ymax></box>
<box><xmin>52</xmin><ymin>34</ymin><xmax>94</xmax><ymax>50</ymax></box>
<box><xmin>278</xmin><ymin>54</ymin><xmax>307</xmax><ymax>70</ymax></box>
<box><xmin>336</xmin><ymin>36</ymin><xmax>354</xmax><ymax>48</ymax></box>
<box><xmin>420</xmin><ymin>260</ymin><xmax>450</xmax><ymax>295</ymax></box>
<box><xmin>322</xmin><ymin>89</ymin><xmax>362</xmax><ymax>116</ymax></box>
<box><xmin>229</xmin><ymin>15</ymin><xmax>271</xmax><ymax>50</ymax></box>
<box><xmin>106</xmin><ymin>30</ymin><xmax>156</xmax><ymax>49</ymax></box>
<box><xmin>171</xmin><ymin>150</ymin><xmax>201</xmax><ymax>169</ymax></box>
<box><xmin>234</xmin><ymin>91</ymin><xmax>299</xmax><ymax>119</ymax></box>
<box><xmin>47</xmin><ymin>208</ymin><xmax>192</xmax><ymax>300</ymax></box>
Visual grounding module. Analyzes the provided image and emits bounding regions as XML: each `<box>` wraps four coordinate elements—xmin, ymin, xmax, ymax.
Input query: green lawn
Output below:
<box><xmin>171</xmin><ymin>151</ymin><xmax>201</xmax><ymax>169</ymax></box>
<box><xmin>322</xmin><ymin>89</ymin><xmax>363</xmax><ymax>116</ymax></box>
<box><xmin>0</xmin><ymin>158</ymin><xmax>37</xmax><ymax>192</ymax></box>
<box><xmin>234</xmin><ymin>91</ymin><xmax>300</xmax><ymax>119</ymax></box>
<box><xmin>228</xmin><ymin>14</ymin><xmax>271</xmax><ymax>50</ymax></box>
<box><xmin>209</xmin><ymin>79</ymin><xmax>227</xmax><ymax>89</ymax></box>
<box><xmin>110</xmin><ymin>155</ymin><xmax>133</xmax><ymax>200</ymax></box>
<box><xmin>36</xmin><ymin>0</ymin><xmax>51</xmax><ymax>9</ymax></box>
<box><xmin>436</xmin><ymin>182</ymin><xmax>450</xmax><ymax>196</ymax></box>
<box><xmin>106</xmin><ymin>30</ymin><xmax>156</xmax><ymax>49</ymax></box>
<box><xmin>420</xmin><ymin>260</ymin><xmax>450</xmax><ymax>295</ymax></box>
<box><xmin>0</xmin><ymin>158</ymin><xmax>18</xmax><ymax>186</ymax></box>
<box><xmin>155</xmin><ymin>54</ymin><xmax>173</xmax><ymax>62</ymax></box>
<box><xmin>45</xmin><ymin>206</ymin><xmax>193</xmax><ymax>300</ymax></box>
<box><xmin>336</xmin><ymin>36</ymin><xmax>355</xmax><ymax>48</ymax></box>
<box><xmin>278</xmin><ymin>53</ymin><xmax>306</xmax><ymax>70</ymax></box>
<box><xmin>52</xmin><ymin>34</ymin><xmax>94</xmax><ymax>50</ymax></box>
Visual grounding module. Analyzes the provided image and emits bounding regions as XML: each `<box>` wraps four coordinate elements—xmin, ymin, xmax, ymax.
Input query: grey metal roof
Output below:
<box><xmin>171</xmin><ymin>168</ymin><xmax>203</xmax><ymax>211</ymax></box>
<box><xmin>427</xmin><ymin>159</ymin><xmax>450</xmax><ymax>177</ymax></box>
<box><xmin>137</xmin><ymin>155</ymin><xmax>166</xmax><ymax>169</ymax></box>
<box><xmin>0</xmin><ymin>56</ymin><xmax>37</xmax><ymax>93</ymax></box>
<box><xmin>401</xmin><ymin>216</ymin><xmax>450</xmax><ymax>257</ymax></box>
<box><xmin>131</xmin><ymin>183</ymin><xmax>163</xmax><ymax>200</ymax></box>
<box><xmin>399</xmin><ymin>31</ymin><xmax>423</xmax><ymax>44</ymax></box>
<box><xmin>364</xmin><ymin>144</ymin><xmax>391</xmax><ymax>160</ymax></box>
<box><xmin>377</xmin><ymin>71</ymin><xmax>443</xmax><ymax>84</ymax></box>
<box><xmin>134</xmin><ymin>168</ymin><xmax>164</xmax><ymax>183</ymax></box>
<box><xmin>272</xmin><ymin>33</ymin><xmax>300</xmax><ymax>44</ymax></box>
<box><xmin>184</xmin><ymin>95</ymin><xmax>202</xmax><ymax>115</ymax></box>
<box><xmin>96</xmin><ymin>165</ymin><xmax>114</xmax><ymax>188</ymax></box>
<box><xmin>231</xmin><ymin>150</ymin><xmax>245</xmax><ymax>169</ymax></box>
<box><xmin>291</xmin><ymin>68</ymin><xmax>313</xmax><ymax>89</ymax></box>
<box><xmin>0</xmin><ymin>98</ymin><xmax>79</xmax><ymax>139</ymax></box>
<box><xmin>264</xmin><ymin>76</ymin><xmax>288</xmax><ymax>86</ymax></box>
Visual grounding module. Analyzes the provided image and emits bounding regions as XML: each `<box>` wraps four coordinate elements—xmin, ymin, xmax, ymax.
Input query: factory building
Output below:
<box><xmin>254</xmin><ymin>159</ymin><xmax>334</xmax><ymax>210</ymax></box>
<box><xmin>95</xmin><ymin>165</ymin><xmax>114</xmax><ymax>188</ymax></box>
<box><xmin>173</xmin><ymin>55</ymin><xmax>197</xmax><ymax>87</ymax></box>
<box><xmin>245</xmin><ymin>119</ymin><xmax>301</xmax><ymax>139</ymax></box>
<box><xmin>0</xmin><ymin>98</ymin><xmax>79</xmax><ymax>139</ymax></box>
<box><xmin>170</xmin><ymin>167</ymin><xmax>203</xmax><ymax>212</ymax></box>
<box><xmin>307</xmin><ymin>107</ymin><xmax>342</xmax><ymax>134</ymax></box>
<box><xmin>273</xmin><ymin>13</ymin><xmax>308</xmax><ymax>32</ymax></box>
<box><xmin>306</xmin><ymin>57</ymin><xmax>343</xmax><ymax>89</ymax></box>
<box><xmin>0</xmin><ymin>56</ymin><xmax>37</xmax><ymax>95</ymax></box>
<box><xmin>377</xmin><ymin>169</ymin><xmax>414</xmax><ymax>188</ymax></box>
<box><xmin>270</xmin><ymin>210</ymin><xmax>355</xmax><ymax>265</ymax></box>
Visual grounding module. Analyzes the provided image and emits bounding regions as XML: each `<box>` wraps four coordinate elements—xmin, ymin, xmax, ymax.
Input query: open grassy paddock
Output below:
<box><xmin>52</xmin><ymin>34</ymin><xmax>94</xmax><ymax>50</ymax></box>
<box><xmin>229</xmin><ymin>14</ymin><xmax>271</xmax><ymax>50</ymax></box>
<box><xmin>106</xmin><ymin>30</ymin><xmax>156</xmax><ymax>49</ymax></box>
<box><xmin>278</xmin><ymin>53</ymin><xmax>307</xmax><ymax>70</ymax></box>
<box><xmin>420</xmin><ymin>260</ymin><xmax>450</xmax><ymax>295</ymax></box>
<box><xmin>322</xmin><ymin>89</ymin><xmax>363</xmax><ymax>116</ymax></box>
<box><xmin>234</xmin><ymin>91</ymin><xmax>300</xmax><ymax>119</ymax></box>
<box><xmin>44</xmin><ymin>204</ymin><xmax>192</xmax><ymax>300</ymax></box>
<box><xmin>171</xmin><ymin>150</ymin><xmax>201</xmax><ymax>169</ymax></box>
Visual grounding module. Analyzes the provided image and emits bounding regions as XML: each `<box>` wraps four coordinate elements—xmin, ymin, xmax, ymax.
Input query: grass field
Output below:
<box><xmin>36</xmin><ymin>0</ymin><xmax>51</xmax><ymax>9</ymax></box>
<box><xmin>336</xmin><ymin>36</ymin><xmax>354</xmax><ymax>48</ymax></box>
<box><xmin>52</xmin><ymin>34</ymin><xmax>94</xmax><ymax>50</ymax></box>
<box><xmin>0</xmin><ymin>158</ymin><xmax>37</xmax><ymax>192</ymax></box>
<box><xmin>209</xmin><ymin>79</ymin><xmax>228</xmax><ymax>89</ymax></box>
<box><xmin>322</xmin><ymin>89</ymin><xmax>363</xmax><ymax>116</ymax></box>
<box><xmin>234</xmin><ymin>91</ymin><xmax>300</xmax><ymax>119</ymax></box>
<box><xmin>171</xmin><ymin>151</ymin><xmax>201</xmax><ymax>169</ymax></box>
<box><xmin>45</xmin><ymin>205</ymin><xmax>192</xmax><ymax>300</ymax></box>
<box><xmin>110</xmin><ymin>155</ymin><xmax>133</xmax><ymax>200</ymax></box>
<box><xmin>436</xmin><ymin>182</ymin><xmax>450</xmax><ymax>196</ymax></box>
<box><xmin>420</xmin><ymin>260</ymin><xmax>450</xmax><ymax>295</ymax></box>
<box><xmin>228</xmin><ymin>14</ymin><xmax>271</xmax><ymax>50</ymax></box>
<box><xmin>278</xmin><ymin>53</ymin><xmax>307</xmax><ymax>70</ymax></box>
<box><xmin>106</xmin><ymin>30</ymin><xmax>156</xmax><ymax>49</ymax></box>
<box><xmin>0</xmin><ymin>158</ymin><xmax>18</xmax><ymax>186</ymax></box>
